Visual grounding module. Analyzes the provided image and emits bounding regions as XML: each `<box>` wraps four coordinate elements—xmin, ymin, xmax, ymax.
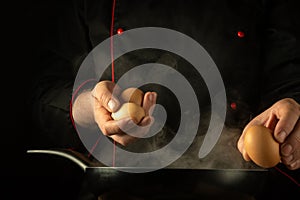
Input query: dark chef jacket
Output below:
<box><xmin>30</xmin><ymin>0</ymin><xmax>300</xmax><ymax>150</ymax></box>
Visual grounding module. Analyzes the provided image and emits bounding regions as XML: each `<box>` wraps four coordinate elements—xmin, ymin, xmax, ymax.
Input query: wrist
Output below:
<box><xmin>72</xmin><ymin>90</ymin><xmax>97</xmax><ymax>129</ymax></box>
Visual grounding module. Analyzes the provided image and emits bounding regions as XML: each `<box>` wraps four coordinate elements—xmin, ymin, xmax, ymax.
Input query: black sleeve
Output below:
<box><xmin>29</xmin><ymin>0</ymin><xmax>92</xmax><ymax>150</ymax></box>
<box><xmin>260</xmin><ymin>0</ymin><xmax>300</xmax><ymax>110</ymax></box>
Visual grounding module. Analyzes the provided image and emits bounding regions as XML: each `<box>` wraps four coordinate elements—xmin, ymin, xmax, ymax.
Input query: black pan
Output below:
<box><xmin>27</xmin><ymin>149</ymin><xmax>268</xmax><ymax>200</ymax></box>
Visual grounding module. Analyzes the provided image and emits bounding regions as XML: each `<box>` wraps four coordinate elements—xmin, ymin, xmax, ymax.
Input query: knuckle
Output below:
<box><xmin>101</xmin><ymin>128</ymin><xmax>109</xmax><ymax>136</ymax></box>
<box><xmin>121</xmin><ymin>140</ymin><xmax>129</xmax><ymax>146</ymax></box>
<box><xmin>117</xmin><ymin>138</ymin><xmax>129</xmax><ymax>146</ymax></box>
<box><xmin>284</xmin><ymin>121</ymin><xmax>296</xmax><ymax>131</ymax></box>
<box><xmin>101</xmin><ymin>124</ymin><xmax>110</xmax><ymax>136</ymax></box>
<box><xmin>276</xmin><ymin>98</ymin><xmax>299</xmax><ymax>111</ymax></box>
<box><xmin>100</xmin><ymin>94</ymin><xmax>110</xmax><ymax>105</ymax></box>
<box><xmin>294</xmin><ymin>133</ymin><xmax>300</xmax><ymax>144</ymax></box>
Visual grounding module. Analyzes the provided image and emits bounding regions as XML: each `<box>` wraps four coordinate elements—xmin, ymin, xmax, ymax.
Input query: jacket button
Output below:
<box><xmin>117</xmin><ymin>28</ymin><xmax>124</xmax><ymax>35</ymax></box>
<box><xmin>230</xmin><ymin>102</ymin><xmax>237</xmax><ymax>110</ymax></box>
<box><xmin>237</xmin><ymin>31</ymin><xmax>245</xmax><ymax>38</ymax></box>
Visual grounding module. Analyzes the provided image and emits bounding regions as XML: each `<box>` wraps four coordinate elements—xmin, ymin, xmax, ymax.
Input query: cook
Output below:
<box><xmin>31</xmin><ymin>0</ymin><xmax>300</xmax><ymax>171</ymax></box>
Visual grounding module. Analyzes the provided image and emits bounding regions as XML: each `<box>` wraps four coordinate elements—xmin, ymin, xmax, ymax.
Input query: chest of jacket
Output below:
<box><xmin>84</xmin><ymin>0</ymin><xmax>266</xmax><ymax>127</ymax></box>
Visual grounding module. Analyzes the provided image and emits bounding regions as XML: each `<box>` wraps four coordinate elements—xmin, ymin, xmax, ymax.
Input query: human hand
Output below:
<box><xmin>91</xmin><ymin>80</ymin><xmax>157</xmax><ymax>146</ymax></box>
<box><xmin>237</xmin><ymin>98</ymin><xmax>300</xmax><ymax>170</ymax></box>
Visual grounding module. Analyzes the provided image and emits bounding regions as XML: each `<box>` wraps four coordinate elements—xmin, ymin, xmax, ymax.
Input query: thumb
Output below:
<box><xmin>107</xmin><ymin>98</ymin><xmax>120</xmax><ymax>112</ymax></box>
<box><xmin>91</xmin><ymin>81</ymin><xmax>121</xmax><ymax>112</ymax></box>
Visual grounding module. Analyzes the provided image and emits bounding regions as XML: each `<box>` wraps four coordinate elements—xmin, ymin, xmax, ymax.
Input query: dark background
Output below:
<box><xmin>0</xmin><ymin>1</ymin><xmax>83</xmax><ymax>199</ymax></box>
<box><xmin>2</xmin><ymin>1</ymin><xmax>299</xmax><ymax>199</ymax></box>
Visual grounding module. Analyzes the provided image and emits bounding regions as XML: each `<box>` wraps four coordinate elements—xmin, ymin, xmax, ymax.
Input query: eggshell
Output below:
<box><xmin>244</xmin><ymin>125</ymin><xmax>281</xmax><ymax>168</ymax></box>
<box><xmin>121</xmin><ymin>87</ymin><xmax>144</xmax><ymax>106</ymax></box>
<box><xmin>111</xmin><ymin>102</ymin><xmax>145</xmax><ymax>124</ymax></box>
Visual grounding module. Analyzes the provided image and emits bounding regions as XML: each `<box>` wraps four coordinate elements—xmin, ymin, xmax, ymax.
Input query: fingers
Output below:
<box><xmin>124</xmin><ymin>116</ymin><xmax>154</xmax><ymax>138</ymax></box>
<box><xmin>105</xmin><ymin>118</ymin><xmax>137</xmax><ymax>135</ymax></box>
<box><xmin>280</xmin><ymin>120</ymin><xmax>300</xmax><ymax>170</ymax></box>
<box><xmin>93</xmin><ymin>98</ymin><xmax>133</xmax><ymax>136</ymax></box>
<box><xmin>96</xmin><ymin>116</ymin><xmax>154</xmax><ymax>146</ymax></box>
<box><xmin>110</xmin><ymin>116</ymin><xmax>154</xmax><ymax>146</ymax></box>
<box><xmin>92</xmin><ymin>84</ymin><xmax>158</xmax><ymax>146</ymax></box>
<box><xmin>272</xmin><ymin>99</ymin><xmax>300</xmax><ymax>143</ymax></box>
<box><xmin>91</xmin><ymin>80</ymin><xmax>121</xmax><ymax>112</ymax></box>
<box><xmin>94</xmin><ymin>101</ymin><xmax>154</xmax><ymax>143</ymax></box>
<box><xmin>142</xmin><ymin>92</ymin><xmax>157</xmax><ymax>116</ymax></box>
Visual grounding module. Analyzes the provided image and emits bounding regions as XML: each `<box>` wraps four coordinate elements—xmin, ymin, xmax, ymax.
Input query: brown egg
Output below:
<box><xmin>111</xmin><ymin>102</ymin><xmax>145</xmax><ymax>124</ymax></box>
<box><xmin>244</xmin><ymin>125</ymin><xmax>281</xmax><ymax>168</ymax></box>
<box><xmin>121</xmin><ymin>87</ymin><xmax>144</xmax><ymax>106</ymax></box>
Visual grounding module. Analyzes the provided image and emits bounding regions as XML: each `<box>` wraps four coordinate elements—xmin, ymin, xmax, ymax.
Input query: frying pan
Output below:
<box><xmin>27</xmin><ymin>148</ymin><xmax>268</xmax><ymax>200</ymax></box>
